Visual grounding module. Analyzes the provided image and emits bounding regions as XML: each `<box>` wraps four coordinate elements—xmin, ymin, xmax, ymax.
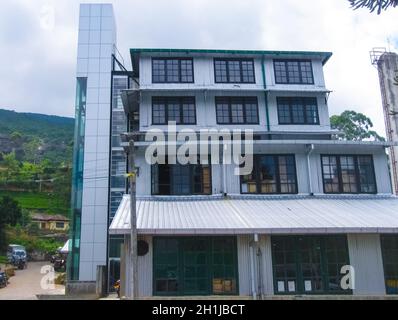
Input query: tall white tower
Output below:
<box><xmin>371</xmin><ymin>48</ymin><xmax>398</xmax><ymax>195</ymax></box>
<box><xmin>69</xmin><ymin>3</ymin><xmax>117</xmax><ymax>288</ymax></box>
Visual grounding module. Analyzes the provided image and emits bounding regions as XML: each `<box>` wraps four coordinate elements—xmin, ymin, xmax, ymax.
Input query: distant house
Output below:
<box><xmin>31</xmin><ymin>214</ymin><xmax>70</xmax><ymax>231</ymax></box>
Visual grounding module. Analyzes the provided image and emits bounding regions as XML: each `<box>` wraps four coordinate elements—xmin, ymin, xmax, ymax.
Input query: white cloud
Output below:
<box><xmin>0</xmin><ymin>0</ymin><xmax>397</xmax><ymax>135</ymax></box>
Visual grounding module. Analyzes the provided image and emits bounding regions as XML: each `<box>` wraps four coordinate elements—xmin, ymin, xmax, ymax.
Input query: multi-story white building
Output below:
<box><xmin>68</xmin><ymin>4</ymin><xmax>398</xmax><ymax>297</ymax></box>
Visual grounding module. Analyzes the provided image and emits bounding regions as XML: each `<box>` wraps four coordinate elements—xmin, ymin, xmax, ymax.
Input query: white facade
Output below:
<box><xmin>76</xmin><ymin>3</ymin><xmax>116</xmax><ymax>282</ymax></box>
<box><xmin>70</xmin><ymin>4</ymin><xmax>398</xmax><ymax>297</ymax></box>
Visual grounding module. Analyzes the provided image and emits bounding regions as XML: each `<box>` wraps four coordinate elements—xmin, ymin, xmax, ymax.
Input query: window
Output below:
<box><xmin>152</xmin><ymin>58</ymin><xmax>194</xmax><ymax>83</ymax></box>
<box><xmin>56</xmin><ymin>222</ymin><xmax>65</xmax><ymax>229</ymax></box>
<box><xmin>381</xmin><ymin>235</ymin><xmax>398</xmax><ymax>294</ymax></box>
<box><xmin>152</xmin><ymin>97</ymin><xmax>196</xmax><ymax>125</ymax></box>
<box><xmin>321</xmin><ymin>155</ymin><xmax>377</xmax><ymax>194</ymax></box>
<box><xmin>153</xmin><ymin>237</ymin><xmax>238</xmax><ymax>296</ymax></box>
<box><xmin>241</xmin><ymin>155</ymin><xmax>297</xmax><ymax>194</ymax></box>
<box><xmin>216</xmin><ymin>97</ymin><xmax>259</xmax><ymax>124</ymax></box>
<box><xmin>214</xmin><ymin>59</ymin><xmax>255</xmax><ymax>83</ymax></box>
<box><xmin>110</xmin><ymin>191</ymin><xmax>124</xmax><ymax>220</ymax></box>
<box><xmin>152</xmin><ymin>161</ymin><xmax>211</xmax><ymax>196</ymax></box>
<box><xmin>274</xmin><ymin>60</ymin><xmax>314</xmax><ymax>84</ymax></box>
<box><xmin>277</xmin><ymin>97</ymin><xmax>319</xmax><ymax>125</ymax></box>
<box><xmin>272</xmin><ymin>235</ymin><xmax>351</xmax><ymax>295</ymax></box>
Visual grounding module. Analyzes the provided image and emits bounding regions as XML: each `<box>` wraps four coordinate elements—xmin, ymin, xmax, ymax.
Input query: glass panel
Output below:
<box><xmin>340</xmin><ymin>156</ymin><xmax>357</xmax><ymax>193</ymax></box>
<box><xmin>180</xmin><ymin>59</ymin><xmax>193</xmax><ymax>83</ymax></box>
<box><xmin>166</xmin><ymin>59</ymin><xmax>179</xmax><ymax>82</ymax></box>
<box><xmin>287</xmin><ymin>61</ymin><xmax>300</xmax><ymax>83</ymax></box>
<box><xmin>231</xmin><ymin>99</ymin><xmax>244</xmax><ymax>124</ymax></box>
<box><xmin>154</xmin><ymin>238</ymin><xmax>179</xmax><ymax>294</ymax></box>
<box><xmin>259</xmin><ymin>156</ymin><xmax>277</xmax><ymax>194</ymax></box>
<box><xmin>324</xmin><ymin>236</ymin><xmax>350</xmax><ymax>293</ymax></box>
<box><xmin>241</xmin><ymin>60</ymin><xmax>255</xmax><ymax>83</ymax></box>
<box><xmin>212</xmin><ymin>237</ymin><xmax>237</xmax><ymax>294</ymax></box>
<box><xmin>277</xmin><ymin>98</ymin><xmax>291</xmax><ymax>124</ymax></box>
<box><xmin>68</xmin><ymin>77</ymin><xmax>87</xmax><ymax>281</ymax></box>
<box><xmin>357</xmin><ymin>156</ymin><xmax>376</xmax><ymax>193</ymax></box>
<box><xmin>322</xmin><ymin>156</ymin><xmax>340</xmax><ymax>193</ymax></box>
<box><xmin>152</xmin><ymin>98</ymin><xmax>166</xmax><ymax>124</ymax></box>
<box><xmin>152</xmin><ymin>59</ymin><xmax>166</xmax><ymax>83</ymax></box>
<box><xmin>291</xmin><ymin>98</ymin><xmax>305</xmax><ymax>124</ymax></box>
<box><xmin>182</xmin><ymin>97</ymin><xmax>196</xmax><ymax>124</ymax></box>
<box><xmin>182</xmin><ymin>239</ymin><xmax>209</xmax><ymax>295</ymax></box>
<box><xmin>167</xmin><ymin>98</ymin><xmax>181</xmax><ymax>124</ymax></box>
<box><xmin>274</xmin><ymin>61</ymin><xmax>287</xmax><ymax>83</ymax></box>
<box><xmin>300</xmin><ymin>61</ymin><xmax>314</xmax><ymax>84</ymax></box>
<box><xmin>228</xmin><ymin>60</ymin><xmax>241</xmax><ymax>82</ymax></box>
<box><xmin>299</xmin><ymin>237</ymin><xmax>323</xmax><ymax>293</ymax></box>
<box><xmin>272</xmin><ymin>237</ymin><xmax>298</xmax><ymax>293</ymax></box>
<box><xmin>279</xmin><ymin>155</ymin><xmax>297</xmax><ymax>194</ymax></box>
<box><xmin>244</xmin><ymin>98</ymin><xmax>258</xmax><ymax>124</ymax></box>
<box><xmin>216</xmin><ymin>98</ymin><xmax>230</xmax><ymax>124</ymax></box>
<box><xmin>215</xmin><ymin>60</ymin><xmax>228</xmax><ymax>83</ymax></box>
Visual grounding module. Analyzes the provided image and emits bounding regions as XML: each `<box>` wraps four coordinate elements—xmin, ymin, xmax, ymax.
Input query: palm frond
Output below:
<box><xmin>349</xmin><ymin>0</ymin><xmax>398</xmax><ymax>14</ymax></box>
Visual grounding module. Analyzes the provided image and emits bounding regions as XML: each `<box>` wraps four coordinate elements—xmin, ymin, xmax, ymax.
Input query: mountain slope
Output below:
<box><xmin>0</xmin><ymin>109</ymin><xmax>75</xmax><ymax>164</ymax></box>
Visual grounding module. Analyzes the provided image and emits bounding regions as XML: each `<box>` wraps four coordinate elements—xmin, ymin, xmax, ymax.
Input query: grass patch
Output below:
<box><xmin>0</xmin><ymin>256</ymin><xmax>7</xmax><ymax>264</ymax></box>
<box><xmin>0</xmin><ymin>190</ymin><xmax>69</xmax><ymax>215</ymax></box>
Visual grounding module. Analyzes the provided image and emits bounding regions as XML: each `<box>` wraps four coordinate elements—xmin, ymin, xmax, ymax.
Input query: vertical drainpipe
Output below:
<box><xmin>250</xmin><ymin>234</ymin><xmax>259</xmax><ymax>300</ymax></box>
<box><xmin>222</xmin><ymin>143</ymin><xmax>228</xmax><ymax>196</ymax></box>
<box><xmin>261</xmin><ymin>56</ymin><xmax>271</xmax><ymax>132</ymax></box>
<box><xmin>306</xmin><ymin>144</ymin><xmax>315</xmax><ymax>196</ymax></box>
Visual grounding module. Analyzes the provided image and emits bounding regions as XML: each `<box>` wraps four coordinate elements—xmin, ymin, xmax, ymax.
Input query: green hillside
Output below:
<box><xmin>0</xmin><ymin>109</ymin><xmax>74</xmax><ymax>216</ymax></box>
<box><xmin>0</xmin><ymin>109</ymin><xmax>74</xmax><ymax>164</ymax></box>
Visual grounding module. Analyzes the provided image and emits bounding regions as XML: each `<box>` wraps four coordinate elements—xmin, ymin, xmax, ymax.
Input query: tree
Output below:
<box><xmin>0</xmin><ymin>152</ymin><xmax>20</xmax><ymax>183</ymax></box>
<box><xmin>0</xmin><ymin>196</ymin><xmax>22</xmax><ymax>251</ymax></box>
<box><xmin>330</xmin><ymin>110</ymin><xmax>385</xmax><ymax>141</ymax></box>
<box><xmin>22</xmin><ymin>137</ymin><xmax>43</xmax><ymax>164</ymax></box>
<box><xmin>349</xmin><ymin>0</ymin><xmax>398</xmax><ymax>14</ymax></box>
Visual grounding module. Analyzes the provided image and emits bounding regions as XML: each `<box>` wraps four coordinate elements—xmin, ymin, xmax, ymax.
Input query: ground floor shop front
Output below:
<box><xmin>118</xmin><ymin>234</ymin><xmax>398</xmax><ymax>298</ymax></box>
<box><xmin>110</xmin><ymin>196</ymin><xmax>398</xmax><ymax>298</ymax></box>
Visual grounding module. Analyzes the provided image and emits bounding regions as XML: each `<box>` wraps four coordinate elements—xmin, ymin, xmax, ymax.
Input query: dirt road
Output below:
<box><xmin>0</xmin><ymin>261</ymin><xmax>65</xmax><ymax>300</ymax></box>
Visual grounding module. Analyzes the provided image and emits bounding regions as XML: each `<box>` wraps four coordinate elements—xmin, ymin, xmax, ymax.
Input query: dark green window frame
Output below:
<box><xmin>215</xmin><ymin>96</ymin><xmax>259</xmax><ymax>125</ymax></box>
<box><xmin>214</xmin><ymin>58</ymin><xmax>255</xmax><ymax>84</ymax></box>
<box><xmin>271</xmin><ymin>235</ymin><xmax>352</xmax><ymax>295</ymax></box>
<box><xmin>152</xmin><ymin>96</ymin><xmax>197</xmax><ymax>125</ymax></box>
<box><xmin>277</xmin><ymin>97</ymin><xmax>320</xmax><ymax>125</ymax></box>
<box><xmin>274</xmin><ymin>59</ymin><xmax>314</xmax><ymax>84</ymax></box>
<box><xmin>152</xmin><ymin>58</ymin><xmax>194</xmax><ymax>83</ymax></box>
<box><xmin>321</xmin><ymin>154</ymin><xmax>377</xmax><ymax>194</ymax></box>
<box><xmin>380</xmin><ymin>235</ymin><xmax>398</xmax><ymax>295</ymax></box>
<box><xmin>151</xmin><ymin>160</ymin><xmax>212</xmax><ymax>196</ymax></box>
<box><xmin>153</xmin><ymin>237</ymin><xmax>239</xmax><ymax>296</ymax></box>
<box><xmin>240</xmin><ymin>154</ymin><xmax>298</xmax><ymax>194</ymax></box>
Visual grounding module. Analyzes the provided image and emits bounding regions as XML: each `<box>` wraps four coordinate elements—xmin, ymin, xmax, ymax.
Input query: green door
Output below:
<box><xmin>182</xmin><ymin>238</ymin><xmax>209</xmax><ymax>295</ymax></box>
<box><xmin>153</xmin><ymin>236</ymin><xmax>238</xmax><ymax>296</ymax></box>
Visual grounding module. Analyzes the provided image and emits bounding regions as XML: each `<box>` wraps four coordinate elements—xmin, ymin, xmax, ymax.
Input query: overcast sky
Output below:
<box><xmin>0</xmin><ymin>0</ymin><xmax>397</xmax><ymax>135</ymax></box>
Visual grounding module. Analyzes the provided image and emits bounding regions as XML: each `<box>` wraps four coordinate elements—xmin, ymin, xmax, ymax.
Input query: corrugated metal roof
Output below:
<box><xmin>109</xmin><ymin>195</ymin><xmax>398</xmax><ymax>235</ymax></box>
